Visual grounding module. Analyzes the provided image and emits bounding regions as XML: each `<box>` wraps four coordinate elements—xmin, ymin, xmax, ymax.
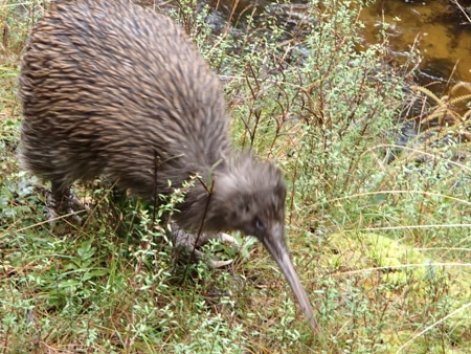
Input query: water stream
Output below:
<box><xmin>209</xmin><ymin>0</ymin><xmax>471</xmax><ymax>95</ymax></box>
<box><xmin>361</xmin><ymin>0</ymin><xmax>471</xmax><ymax>94</ymax></box>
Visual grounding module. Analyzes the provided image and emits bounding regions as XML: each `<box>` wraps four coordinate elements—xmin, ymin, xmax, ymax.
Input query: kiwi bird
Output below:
<box><xmin>18</xmin><ymin>0</ymin><xmax>317</xmax><ymax>330</ymax></box>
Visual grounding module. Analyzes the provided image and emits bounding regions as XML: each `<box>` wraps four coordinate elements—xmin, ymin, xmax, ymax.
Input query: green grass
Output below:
<box><xmin>1</xmin><ymin>0</ymin><xmax>471</xmax><ymax>352</ymax></box>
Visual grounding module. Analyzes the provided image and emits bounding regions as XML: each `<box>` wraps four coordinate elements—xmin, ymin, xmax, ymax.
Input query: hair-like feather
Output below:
<box><xmin>18</xmin><ymin>0</ymin><xmax>316</xmax><ymax>330</ymax></box>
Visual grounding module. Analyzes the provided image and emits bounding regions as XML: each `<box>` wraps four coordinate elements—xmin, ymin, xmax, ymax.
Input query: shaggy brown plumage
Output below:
<box><xmin>18</xmin><ymin>0</ymin><xmax>316</xmax><ymax>330</ymax></box>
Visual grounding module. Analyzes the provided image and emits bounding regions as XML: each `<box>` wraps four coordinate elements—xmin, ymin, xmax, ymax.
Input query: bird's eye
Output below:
<box><xmin>254</xmin><ymin>217</ymin><xmax>265</xmax><ymax>231</ymax></box>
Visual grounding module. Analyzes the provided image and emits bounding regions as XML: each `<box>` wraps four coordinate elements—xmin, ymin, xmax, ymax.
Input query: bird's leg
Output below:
<box><xmin>46</xmin><ymin>181</ymin><xmax>87</xmax><ymax>225</ymax></box>
<box><xmin>168</xmin><ymin>223</ymin><xmax>203</xmax><ymax>261</ymax></box>
<box><xmin>209</xmin><ymin>232</ymin><xmax>240</xmax><ymax>248</ymax></box>
<box><xmin>168</xmin><ymin>223</ymin><xmax>236</xmax><ymax>268</ymax></box>
<box><xmin>110</xmin><ymin>184</ymin><xmax>127</xmax><ymax>205</ymax></box>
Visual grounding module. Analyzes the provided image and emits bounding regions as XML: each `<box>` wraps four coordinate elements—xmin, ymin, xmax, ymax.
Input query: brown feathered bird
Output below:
<box><xmin>18</xmin><ymin>0</ymin><xmax>316</xmax><ymax>330</ymax></box>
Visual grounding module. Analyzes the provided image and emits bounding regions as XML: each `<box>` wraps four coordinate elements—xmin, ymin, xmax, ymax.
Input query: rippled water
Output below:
<box><xmin>210</xmin><ymin>0</ymin><xmax>471</xmax><ymax>94</ymax></box>
<box><xmin>361</xmin><ymin>0</ymin><xmax>471</xmax><ymax>93</ymax></box>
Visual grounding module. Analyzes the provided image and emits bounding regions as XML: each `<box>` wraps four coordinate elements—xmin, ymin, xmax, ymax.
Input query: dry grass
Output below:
<box><xmin>1</xmin><ymin>0</ymin><xmax>471</xmax><ymax>352</ymax></box>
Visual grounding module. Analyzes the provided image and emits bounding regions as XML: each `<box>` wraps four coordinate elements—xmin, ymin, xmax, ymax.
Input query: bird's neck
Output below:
<box><xmin>174</xmin><ymin>156</ymin><xmax>233</xmax><ymax>233</ymax></box>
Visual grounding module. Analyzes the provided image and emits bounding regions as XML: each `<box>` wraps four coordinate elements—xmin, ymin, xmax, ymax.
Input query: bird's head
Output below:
<box><xmin>204</xmin><ymin>156</ymin><xmax>317</xmax><ymax>330</ymax></box>
<box><xmin>210</xmin><ymin>157</ymin><xmax>286</xmax><ymax>240</ymax></box>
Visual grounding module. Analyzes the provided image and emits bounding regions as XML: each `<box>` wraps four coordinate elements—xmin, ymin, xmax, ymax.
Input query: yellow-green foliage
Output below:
<box><xmin>320</xmin><ymin>232</ymin><xmax>471</xmax><ymax>352</ymax></box>
<box><xmin>324</xmin><ymin>233</ymin><xmax>433</xmax><ymax>285</ymax></box>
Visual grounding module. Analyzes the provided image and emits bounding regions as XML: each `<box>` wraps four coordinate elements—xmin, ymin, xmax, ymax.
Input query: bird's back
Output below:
<box><xmin>19</xmin><ymin>0</ymin><xmax>228</xmax><ymax>195</ymax></box>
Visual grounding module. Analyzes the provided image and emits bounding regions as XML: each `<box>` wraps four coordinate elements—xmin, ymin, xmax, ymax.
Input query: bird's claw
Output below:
<box><xmin>208</xmin><ymin>258</ymin><xmax>234</xmax><ymax>268</ymax></box>
<box><xmin>46</xmin><ymin>190</ymin><xmax>88</xmax><ymax>228</ymax></box>
<box><xmin>169</xmin><ymin>224</ymin><xmax>239</xmax><ymax>268</ymax></box>
<box><xmin>213</xmin><ymin>232</ymin><xmax>241</xmax><ymax>248</ymax></box>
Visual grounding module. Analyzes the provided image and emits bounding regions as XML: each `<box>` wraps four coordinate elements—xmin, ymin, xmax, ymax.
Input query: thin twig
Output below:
<box><xmin>152</xmin><ymin>150</ymin><xmax>160</xmax><ymax>226</ymax></box>
<box><xmin>336</xmin><ymin>262</ymin><xmax>471</xmax><ymax>277</ymax></box>
<box><xmin>362</xmin><ymin>224</ymin><xmax>471</xmax><ymax>231</ymax></box>
<box><xmin>191</xmin><ymin>177</ymin><xmax>214</xmax><ymax>260</ymax></box>
<box><xmin>327</xmin><ymin>190</ymin><xmax>471</xmax><ymax>207</ymax></box>
<box><xmin>451</xmin><ymin>0</ymin><xmax>471</xmax><ymax>23</ymax></box>
<box><xmin>0</xmin><ymin>209</ymin><xmax>87</xmax><ymax>238</ymax></box>
<box><xmin>396</xmin><ymin>301</ymin><xmax>471</xmax><ymax>353</ymax></box>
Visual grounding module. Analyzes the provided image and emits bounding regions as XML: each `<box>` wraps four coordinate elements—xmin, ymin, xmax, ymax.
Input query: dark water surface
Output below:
<box><xmin>361</xmin><ymin>0</ymin><xmax>471</xmax><ymax>92</ymax></box>
<box><xmin>209</xmin><ymin>0</ymin><xmax>471</xmax><ymax>94</ymax></box>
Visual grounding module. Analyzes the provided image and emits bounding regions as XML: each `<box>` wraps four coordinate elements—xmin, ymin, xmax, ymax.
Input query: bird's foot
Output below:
<box><xmin>211</xmin><ymin>232</ymin><xmax>240</xmax><ymax>248</ymax></box>
<box><xmin>46</xmin><ymin>189</ymin><xmax>88</xmax><ymax>228</ymax></box>
<box><xmin>169</xmin><ymin>224</ymin><xmax>240</xmax><ymax>268</ymax></box>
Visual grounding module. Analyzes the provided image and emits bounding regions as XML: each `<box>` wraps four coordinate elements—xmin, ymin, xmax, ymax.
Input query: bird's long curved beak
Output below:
<box><xmin>261</xmin><ymin>223</ymin><xmax>317</xmax><ymax>331</ymax></box>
